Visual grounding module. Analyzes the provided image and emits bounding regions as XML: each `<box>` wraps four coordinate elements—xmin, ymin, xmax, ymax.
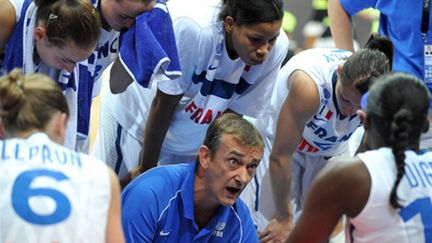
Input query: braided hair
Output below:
<box><xmin>365</xmin><ymin>73</ymin><xmax>430</xmax><ymax>208</ymax></box>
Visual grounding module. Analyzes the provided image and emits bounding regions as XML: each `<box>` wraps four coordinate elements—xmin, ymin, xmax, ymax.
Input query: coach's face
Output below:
<box><xmin>199</xmin><ymin>134</ymin><xmax>262</xmax><ymax>206</ymax></box>
<box><xmin>100</xmin><ymin>0</ymin><xmax>156</xmax><ymax>31</ymax></box>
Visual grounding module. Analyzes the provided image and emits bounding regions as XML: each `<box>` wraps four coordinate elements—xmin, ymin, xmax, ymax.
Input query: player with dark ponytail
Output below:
<box><xmin>286</xmin><ymin>72</ymin><xmax>432</xmax><ymax>243</ymax></box>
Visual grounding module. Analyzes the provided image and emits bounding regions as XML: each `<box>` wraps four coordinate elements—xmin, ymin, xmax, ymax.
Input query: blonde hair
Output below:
<box><xmin>0</xmin><ymin>69</ymin><xmax>69</xmax><ymax>134</ymax></box>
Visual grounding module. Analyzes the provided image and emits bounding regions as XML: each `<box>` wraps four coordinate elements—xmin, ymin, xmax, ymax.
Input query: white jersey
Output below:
<box><xmin>349</xmin><ymin>147</ymin><xmax>432</xmax><ymax>243</ymax></box>
<box><xmin>0</xmin><ymin>133</ymin><xmax>111</xmax><ymax>242</ymax></box>
<box><xmin>8</xmin><ymin>0</ymin><xmax>23</xmax><ymax>21</ymax></box>
<box><xmin>270</xmin><ymin>48</ymin><xmax>359</xmax><ymax>157</ymax></box>
<box><xmin>241</xmin><ymin>48</ymin><xmax>359</xmax><ymax>229</ymax></box>
<box><xmin>3</xmin><ymin>0</ymin><xmax>118</xmax><ymax>152</ymax></box>
<box><xmin>109</xmin><ymin>9</ymin><xmax>289</xmax><ymax>157</ymax></box>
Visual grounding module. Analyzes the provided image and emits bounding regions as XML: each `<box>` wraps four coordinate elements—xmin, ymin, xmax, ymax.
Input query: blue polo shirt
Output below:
<box><xmin>340</xmin><ymin>0</ymin><xmax>430</xmax><ymax>82</ymax></box>
<box><xmin>121</xmin><ymin>162</ymin><xmax>258</xmax><ymax>242</ymax></box>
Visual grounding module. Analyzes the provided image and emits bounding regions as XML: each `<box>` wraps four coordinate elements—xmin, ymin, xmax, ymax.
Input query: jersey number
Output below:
<box><xmin>399</xmin><ymin>197</ymin><xmax>432</xmax><ymax>243</ymax></box>
<box><xmin>11</xmin><ymin>169</ymin><xmax>71</xmax><ymax>225</ymax></box>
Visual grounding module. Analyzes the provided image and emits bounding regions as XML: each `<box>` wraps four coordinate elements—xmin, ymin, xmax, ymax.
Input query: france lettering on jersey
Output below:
<box><xmin>350</xmin><ymin>147</ymin><xmax>432</xmax><ymax>243</ymax></box>
<box><xmin>75</xmin><ymin>0</ymin><xmax>119</xmax><ymax>141</ymax></box>
<box><xmin>159</xmin><ymin>16</ymin><xmax>288</xmax><ymax>156</ymax></box>
<box><xmin>276</xmin><ymin>48</ymin><xmax>359</xmax><ymax>157</ymax></box>
<box><xmin>240</xmin><ymin>48</ymin><xmax>357</xmax><ymax>229</ymax></box>
<box><xmin>0</xmin><ymin>133</ymin><xmax>110</xmax><ymax>243</ymax></box>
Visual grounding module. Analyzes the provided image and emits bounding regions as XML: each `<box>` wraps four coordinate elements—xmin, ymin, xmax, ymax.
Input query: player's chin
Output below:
<box><xmin>220</xmin><ymin>187</ymin><xmax>241</xmax><ymax>205</ymax></box>
<box><xmin>219</xmin><ymin>197</ymin><xmax>237</xmax><ymax>206</ymax></box>
<box><xmin>247</xmin><ymin>58</ymin><xmax>265</xmax><ymax>66</ymax></box>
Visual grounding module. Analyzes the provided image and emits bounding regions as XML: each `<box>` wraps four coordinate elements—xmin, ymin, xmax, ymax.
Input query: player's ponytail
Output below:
<box><xmin>339</xmin><ymin>35</ymin><xmax>393</xmax><ymax>95</ymax></box>
<box><xmin>364</xmin><ymin>73</ymin><xmax>430</xmax><ymax>208</ymax></box>
<box><xmin>0</xmin><ymin>69</ymin><xmax>69</xmax><ymax>136</ymax></box>
<box><xmin>364</xmin><ymin>33</ymin><xmax>394</xmax><ymax>70</ymax></box>
<box><xmin>389</xmin><ymin>108</ymin><xmax>411</xmax><ymax>208</ymax></box>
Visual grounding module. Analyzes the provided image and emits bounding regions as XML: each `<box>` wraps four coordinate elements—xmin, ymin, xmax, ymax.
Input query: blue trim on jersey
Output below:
<box><xmin>114</xmin><ymin>124</ymin><xmax>124</xmax><ymax>174</ymax></box>
<box><xmin>1</xmin><ymin>0</ymin><xmax>89</xmax><ymax>135</ymax></box>
<box><xmin>76</xmin><ymin>64</ymin><xmax>93</xmax><ymax>135</ymax></box>
<box><xmin>121</xmin><ymin>162</ymin><xmax>258</xmax><ymax>242</ymax></box>
<box><xmin>1</xmin><ymin>0</ymin><xmax>32</xmax><ymax>76</ymax></box>
<box><xmin>331</xmin><ymin>71</ymin><xmax>344</xmax><ymax>119</ymax></box>
<box><xmin>253</xmin><ymin>175</ymin><xmax>259</xmax><ymax>211</ymax></box>
<box><xmin>192</xmin><ymin>71</ymin><xmax>252</xmax><ymax>99</ymax></box>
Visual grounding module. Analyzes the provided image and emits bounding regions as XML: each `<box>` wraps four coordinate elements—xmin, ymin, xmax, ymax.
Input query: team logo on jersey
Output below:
<box><xmin>213</xmin><ymin>222</ymin><xmax>226</xmax><ymax>238</ymax></box>
<box><xmin>159</xmin><ymin>230</ymin><xmax>170</xmax><ymax>236</ymax></box>
<box><xmin>208</xmin><ymin>65</ymin><xmax>218</xmax><ymax>70</ymax></box>
<box><xmin>215</xmin><ymin>42</ymin><xmax>223</xmax><ymax>61</ymax></box>
<box><xmin>216</xmin><ymin>43</ymin><xmax>223</xmax><ymax>55</ymax></box>
<box><xmin>323</xmin><ymin>88</ymin><xmax>331</xmax><ymax>99</ymax></box>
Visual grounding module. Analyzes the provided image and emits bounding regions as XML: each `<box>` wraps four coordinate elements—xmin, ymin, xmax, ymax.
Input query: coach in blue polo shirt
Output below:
<box><xmin>121</xmin><ymin>113</ymin><xmax>263</xmax><ymax>242</ymax></box>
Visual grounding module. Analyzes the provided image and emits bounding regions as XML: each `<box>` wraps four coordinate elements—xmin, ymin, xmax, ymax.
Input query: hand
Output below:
<box><xmin>119</xmin><ymin>167</ymin><xmax>142</xmax><ymax>190</ymax></box>
<box><xmin>119</xmin><ymin>172</ymin><xmax>132</xmax><ymax>190</ymax></box>
<box><xmin>258</xmin><ymin>217</ymin><xmax>294</xmax><ymax>243</ymax></box>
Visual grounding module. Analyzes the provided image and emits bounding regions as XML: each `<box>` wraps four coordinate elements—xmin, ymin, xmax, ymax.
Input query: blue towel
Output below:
<box><xmin>118</xmin><ymin>0</ymin><xmax>181</xmax><ymax>88</ymax></box>
<box><xmin>76</xmin><ymin>0</ymin><xmax>181</xmax><ymax>137</ymax></box>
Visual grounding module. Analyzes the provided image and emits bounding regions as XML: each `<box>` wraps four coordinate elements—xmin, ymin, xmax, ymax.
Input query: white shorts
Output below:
<box><xmin>92</xmin><ymin>91</ymin><xmax>196</xmax><ymax>177</ymax></box>
<box><xmin>241</xmin><ymin>134</ymin><xmax>346</xmax><ymax>229</ymax></box>
<box><xmin>92</xmin><ymin>92</ymin><xmax>141</xmax><ymax>177</ymax></box>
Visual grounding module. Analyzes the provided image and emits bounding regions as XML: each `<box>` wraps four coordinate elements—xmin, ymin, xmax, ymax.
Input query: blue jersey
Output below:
<box><xmin>121</xmin><ymin>162</ymin><xmax>258</xmax><ymax>242</ymax></box>
<box><xmin>341</xmin><ymin>0</ymin><xmax>428</xmax><ymax>81</ymax></box>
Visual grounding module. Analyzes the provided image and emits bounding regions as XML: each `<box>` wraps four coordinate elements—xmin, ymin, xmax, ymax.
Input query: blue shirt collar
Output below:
<box><xmin>180</xmin><ymin>162</ymin><xmax>234</xmax><ymax>232</ymax></box>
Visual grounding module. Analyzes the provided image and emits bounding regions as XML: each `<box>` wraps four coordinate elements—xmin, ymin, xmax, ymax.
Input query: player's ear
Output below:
<box><xmin>198</xmin><ymin>145</ymin><xmax>211</xmax><ymax>170</ymax></box>
<box><xmin>45</xmin><ymin>111</ymin><xmax>67</xmax><ymax>144</ymax></box>
<box><xmin>357</xmin><ymin>109</ymin><xmax>368</xmax><ymax>130</ymax></box>
<box><xmin>224</xmin><ymin>16</ymin><xmax>235</xmax><ymax>34</ymax></box>
<box><xmin>33</xmin><ymin>26</ymin><xmax>46</xmax><ymax>41</ymax></box>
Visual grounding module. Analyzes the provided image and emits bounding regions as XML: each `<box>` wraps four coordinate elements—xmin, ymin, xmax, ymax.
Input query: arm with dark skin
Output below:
<box><xmin>120</xmin><ymin>89</ymin><xmax>183</xmax><ymax>188</ymax></box>
<box><xmin>109</xmin><ymin>58</ymin><xmax>134</xmax><ymax>94</ymax></box>
<box><xmin>0</xmin><ymin>0</ymin><xmax>17</xmax><ymax>139</ymax></box>
<box><xmin>0</xmin><ymin>0</ymin><xmax>16</xmax><ymax>54</ymax></box>
<box><xmin>286</xmin><ymin>156</ymin><xmax>370</xmax><ymax>243</ymax></box>
<box><xmin>259</xmin><ymin>70</ymin><xmax>320</xmax><ymax>242</ymax></box>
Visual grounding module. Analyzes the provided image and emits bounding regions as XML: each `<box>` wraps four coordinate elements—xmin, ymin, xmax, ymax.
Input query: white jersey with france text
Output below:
<box><xmin>0</xmin><ymin>133</ymin><xmax>111</xmax><ymax>242</ymax></box>
<box><xmin>275</xmin><ymin>48</ymin><xmax>359</xmax><ymax>157</ymax></box>
<box><xmin>161</xmin><ymin>17</ymin><xmax>288</xmax><ymax>156</ymax></box>
<box><xmin>110</xmin><ymin>11</ymin><xmax>288</xmax><ymax>156</ymax></box>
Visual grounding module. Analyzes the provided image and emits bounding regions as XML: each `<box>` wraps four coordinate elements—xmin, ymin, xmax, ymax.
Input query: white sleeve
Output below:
<box><xmin>8</xmin><ymin>0</ymin><xmax>25</xmax><ymax>21</ymax></box>
<box><xmin>157</xmin><ymin>17</ymin><xmax>200</xmax><ymax>95</ymax></box>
